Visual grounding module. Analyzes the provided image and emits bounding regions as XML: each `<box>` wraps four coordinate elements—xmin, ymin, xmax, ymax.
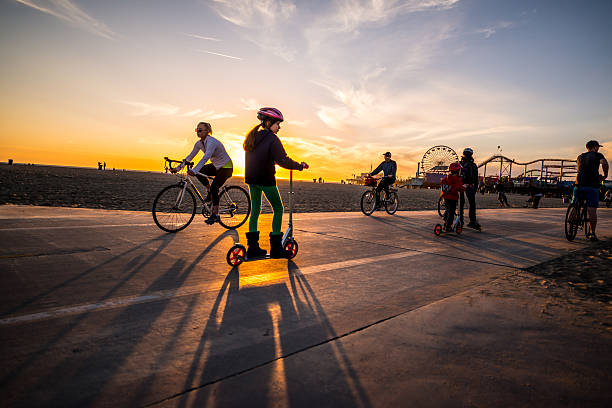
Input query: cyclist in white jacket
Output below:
<box><xmin>172</xmin><ymin>122</ymin><xmax>233</xmax><ymax>225</ymax></box>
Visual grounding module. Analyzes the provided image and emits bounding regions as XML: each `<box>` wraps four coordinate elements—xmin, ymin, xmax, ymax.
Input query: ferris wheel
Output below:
<box><xmin>421</xmin><ymin>145</ymin><xmax>459</xmax><ymax>174</ymax></box>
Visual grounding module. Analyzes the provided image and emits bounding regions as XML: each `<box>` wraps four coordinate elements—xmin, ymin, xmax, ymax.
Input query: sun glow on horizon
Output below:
<box><xmin>1</xmin><ymin>0</ymin><xmax>611</xmax><ymax>182</ymax></box>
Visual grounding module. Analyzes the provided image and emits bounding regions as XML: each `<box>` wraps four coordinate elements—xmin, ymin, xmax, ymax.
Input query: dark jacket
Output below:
<box><xmin>371</xmin><ymin>160</ymin><xmax>397</xmax><ymax>179</ymax></box>
<box><xmin>244</xmin><ymin>129</ymin><xmax>303</xmax><ymax>186</ymax></box>
<box><xmin>460</xmin><ymin>158</ymin><xmax>478</xmax><ymax>186</ymax></box>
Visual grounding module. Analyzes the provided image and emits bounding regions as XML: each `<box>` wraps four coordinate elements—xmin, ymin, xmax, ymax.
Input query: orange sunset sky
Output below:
<box><xmin>1</xmin><ymin>0</ymin><xmax>611</xmax><ymax>181</ymax></box>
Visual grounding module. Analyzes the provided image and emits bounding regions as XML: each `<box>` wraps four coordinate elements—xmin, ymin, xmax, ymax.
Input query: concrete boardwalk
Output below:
<box><xmin>1</xmin><ymin>205</ymin><xmax>611</xmax><ymax>407</ymax></box>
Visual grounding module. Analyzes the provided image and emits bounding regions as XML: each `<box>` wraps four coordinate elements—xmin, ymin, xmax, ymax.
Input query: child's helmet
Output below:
<box><xmin>257</xmin><ymin>107</ymin><xmax>284</xmax><ymax>122</ymax></box>
<box><xmin>462</xmin><ymin>148</ymin><xmax>473</xmax><ymax>157</ymax></box>
<box><xmin>449</xmin><ymin>162</ymin><xmax>462</xmax><ymax>172</ymax></box>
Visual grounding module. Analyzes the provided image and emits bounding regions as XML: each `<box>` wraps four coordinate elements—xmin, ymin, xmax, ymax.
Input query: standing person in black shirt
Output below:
<box><xmin>243</xmin><ymin>107</ymin><xmax>309</xmax><ymax>258</ymax></box>
<box><xmin>575</xmin><ymin>140</ymin><xmax>608</xmax><ymax>241</ymax></box>
<box><xmin>459</xmin><ymin>148</ymin><xmax>481</xmax><ymax>229</ymax></box>
<box><xmin>369</xmin><ymin>152</ymin><xmax>397</xmax><ymax>208</ymax></box>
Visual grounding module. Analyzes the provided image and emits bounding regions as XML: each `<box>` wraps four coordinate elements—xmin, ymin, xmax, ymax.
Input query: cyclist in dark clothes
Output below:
<box><xmin>575</xmin><ymin>140</ymin><xmax>608</xmax><ymax>241</ymax></box>
<box><xmin>369</xmin><ymin>152</ymin><xmax>397</xmax><ymax>208</ymax></box>
<box><xmin>243</xmin><ymin>107</ymin><xmax>309</xmax><ymax>258</ymax></box>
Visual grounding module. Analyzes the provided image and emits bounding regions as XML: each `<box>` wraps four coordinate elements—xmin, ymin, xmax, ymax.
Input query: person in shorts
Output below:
<box><xmin>575</xmin><ymin>140</ymin><xmax>609</xmax><ymax>241</ymax></box>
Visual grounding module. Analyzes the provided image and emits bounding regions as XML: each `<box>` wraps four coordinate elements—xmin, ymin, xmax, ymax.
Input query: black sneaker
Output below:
<box><xmin>589</xmin><ymin>234</ymin><xmax>599</xmax><ymax>242</ymax></box>
<box><xmin>205</xmin><ymin>214</ymin><xmax>220</xmax><ymax>225</ymax></box>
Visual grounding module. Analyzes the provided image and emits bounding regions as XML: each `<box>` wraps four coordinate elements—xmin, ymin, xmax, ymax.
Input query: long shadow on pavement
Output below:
<box><xmin>164</xmin><ymin>261</ymin><xmax>372</xmax><ymax>407</ymax></box>
<box><xmin>2</xmin><ymin>230</ymin><xmax>237</xmax><ymax>407</ymax></box>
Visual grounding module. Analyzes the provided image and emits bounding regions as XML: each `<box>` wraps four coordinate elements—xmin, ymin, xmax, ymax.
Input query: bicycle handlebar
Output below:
<box><xmin>164</xmin><ymin>157</ymin><xmax>193</xmax><ymax>170</ymax></box>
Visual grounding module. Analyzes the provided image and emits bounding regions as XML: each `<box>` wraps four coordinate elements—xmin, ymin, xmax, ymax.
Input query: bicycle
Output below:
<box><xmin>360</xmin><ymin>176</ymin><xmax>399</xmax><ymax>216</ymax></box>
<box><xmin>564</xmin><ymin>191</ymin><xmax>591</xmax><ymax>242</ymax></box>
<box><xmin>152</xmin><ymin>157</ymin><xmax>251</xmax><ymax>232</ymax></box>
<box><xmin>437</xmin><ymin>196</ymin><xmax>445</xmax><ymax>217</ymax></box>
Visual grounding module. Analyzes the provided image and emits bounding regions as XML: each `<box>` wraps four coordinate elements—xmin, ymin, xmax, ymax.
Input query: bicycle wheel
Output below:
<box><xmin>564</xmin><ymin>204</ymin><xmax>579</xmax><ymax>242</ymax></box>
<box><xmin>582</xmin><ymin>207</ymin><xmax>591</xmax><ymax>239</ymax></box>
<box><xmin>437</xmin><ymin>196</ymin><xmax>445</xmax><ymax>217</ymax></box>
<box><xmin>152</xmin><ymin>184</ymin><xmax>197</xmax><ymax>233</ymax></box>
<box><xmin>217</xmin><ymin>185</ymin><xmax>251</xmax><ymax>229</ymax></box>
<box><xmin>360</xmin><ymin>190</ymin><xmax>376</xmax><ymax>215</ymax></box>
<box><xmin>384</xmin><ymin>192</ymin><xmax>399</xmax><ymax>215</ymax></box>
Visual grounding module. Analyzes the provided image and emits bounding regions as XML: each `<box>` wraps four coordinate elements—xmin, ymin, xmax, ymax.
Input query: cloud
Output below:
<box><xmin>195</xmin><ymin>49</ymin><xmax>242</xmax><ymax>60</ymax></box>
<box><xmin>287</xmin><ymin>119</ymin><xmax>310</xmax><ymax>128</ymax></box>
<box><xmin>210</xmin><ymin>0</ymin><xmax>299</xmax><ymax>61</ymax></box>
<box><xmin>121</xmin><ymin>101</ymin><xmax>236</xmax><ymax>119</ymax></box>
<box><xmin>315</xmin><ymin>0</ymin><xmax>459</xmax><ymax>35</ymax></box>
<box><xmin>15</xmin><ymin>0</ymin><xmax>116</xmax><ymax>39</ymax></box>
<box><xmin>121</xmin><ymin>101</ymin><xmax>180</xmax><ymax>116</ymax></box>
<box><xmin>181</xmin><ymin>32</ymin><xmax>221</xmax><ymax>41</ymax></box>
<box><xmin>240</xmin><ymin>98</ymin><xmax>260</xmax><ymax>111</ymax></box>
<box><xmin>211</xmin><ymin>0</ymin><xmax>297</xmax><ymax>27</ymax></box>
<box><xmin>475</xmin><ymin>21</ymin><xmax>514</xmax><ymax>38</ymax></box>
<box><xmin>206</xmin><ymin>111</ymin><xmax>237</xmax><ymax>120</ymax></box>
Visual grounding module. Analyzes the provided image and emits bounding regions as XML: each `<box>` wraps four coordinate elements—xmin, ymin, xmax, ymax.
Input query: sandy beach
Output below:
<box><xmin>0</xmin><ymin>163</ymin><xmax>568</xmax><ymax>213</ymax></box>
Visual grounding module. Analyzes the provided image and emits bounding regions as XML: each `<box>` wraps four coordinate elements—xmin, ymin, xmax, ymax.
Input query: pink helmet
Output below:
<box><xmin>257</xmin><ymin>107</ymin><xmax>284</xmax><ymax>122</ymax></box>
<box><xmin>449</xmin><ymin>162</ymin><xmax>462</xmax><ymax>172</ymax></box>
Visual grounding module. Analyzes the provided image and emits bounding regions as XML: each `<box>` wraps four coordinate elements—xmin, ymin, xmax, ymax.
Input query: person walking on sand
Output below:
<box><xmin>244</xmin><ymin>107</ymin><xmax>308</xmax><ymax>259</ymax></box>
<box><xmin>575</xmin><ymin>140</ymin><xmax>608</xmax><ymax>241</ymax></box>
<box><xmin>171</xmin><ymin>121</ymin><xmax>234</xmax><ymax>225</ymax></box>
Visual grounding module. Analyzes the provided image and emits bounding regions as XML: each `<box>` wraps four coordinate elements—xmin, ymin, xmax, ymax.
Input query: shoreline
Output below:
<box><xmin>1</xmin><ymin>163</ymin><xmax>570</xmax><ymax>213</ymax></box>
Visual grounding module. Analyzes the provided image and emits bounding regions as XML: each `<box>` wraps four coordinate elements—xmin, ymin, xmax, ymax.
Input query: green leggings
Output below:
<box><xmin>248</xmin><ymin>184</ymin><xmax>284</xmax><ymax>233</ymax></box>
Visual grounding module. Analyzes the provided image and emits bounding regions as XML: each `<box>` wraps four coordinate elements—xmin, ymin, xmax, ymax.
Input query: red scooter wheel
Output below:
<box><xmin>434</xmin><ymin>224</ymin><xmax>442</xmax><ymax>236</ymax></box>
<box><xmin>226</xmin><ymin>244</ymin><xmax>246</xmax><ymax>266</ymax></box>
<box><xmin>284</xmin><ymin>239</ymin><xmax>299</xmax><ymax>259</ymax></box>
<box><xmin>455</xmin><ymin>224</ymin><xmax>462</xmax><ymax>234</ymax></box>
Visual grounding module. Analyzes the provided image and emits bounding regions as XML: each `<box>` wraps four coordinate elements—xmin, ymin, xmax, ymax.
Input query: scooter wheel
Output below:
<box><xmin>284</xmin><ymin>239</ymin><xmax>299</xmax><ymax>259</ymax></box>
<box><xmin>455</xmin><ymin>224</ymin><xmax>462</xmax><ymax>234</ymax></box>
<box><xmin>226</xmin><ymin>244</ymin><xmax>246</xmax><ymax>266</ymax></box>
<box><xmin>434</xmin><ymin>224</ymin><xmax>442</xmax><ymax>236</ymax></box>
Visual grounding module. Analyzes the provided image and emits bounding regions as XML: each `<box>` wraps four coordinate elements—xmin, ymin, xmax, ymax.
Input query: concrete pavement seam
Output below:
<box><xmin>143</xmin><ymin>272</ymin><xmax>514</xmax><ymax>407</ymax></box>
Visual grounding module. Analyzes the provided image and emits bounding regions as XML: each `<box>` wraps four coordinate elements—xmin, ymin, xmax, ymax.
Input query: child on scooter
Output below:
<box><xmin>243</xmin><ymin>107</ymin><xmax>309</xmax><ymax>259</ymax></box>
<box><xmin>440</xmin><ymin>162</ymin><xmax>466</xmax><ymax>231</ymax></box>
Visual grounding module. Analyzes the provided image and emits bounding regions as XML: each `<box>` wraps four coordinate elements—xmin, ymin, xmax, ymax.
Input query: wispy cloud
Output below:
<box><xmin>121</xmin><ymin>101</ymin><xmax>236</xmax><ymax>119</ymax></box>
<box><xmin>181</xmin><ymin>32</ymin><xmax>222</xmax><ymax>41</ymax></box>
<box><xmin>240</xmin><ymin>98</ymin><xmax>260</xmax><ymax>111</ymax></box>
<box><xmin>287</xmin><ymin>119</ymin><xmax>310</xmax><ymax>128</ymax></box>
<box><xmin>211</xmin><ymin>0</ymin><xmax>297</xmax><ymax>27</ymax></box>
<box><xmin>121</xmin><ymin>101</ymin><xmax>180</xmax><ymax>116</ymax></box>
<box><xmin>210</xmin><ymin>0</ymin><xmax>299</xmax><ymax>61</ymax></box>
<box><xmin>15</xmin><ymin>0</ymin><xmax>116</xmax><ymax>39</ymax></box>
<box><xmin>314</xmin><ymin>0</ymin><xmax>459</xmax><ymax>35</ymax></box>
<box><xmin>195</xmin><ymin>49</ymin><xmax>242</xmax><ymax>60</ymax></box>
<box><xmin>475</xmin><ymin>21</ymin><xmax>514</xmax><ymax>38</ymax></box>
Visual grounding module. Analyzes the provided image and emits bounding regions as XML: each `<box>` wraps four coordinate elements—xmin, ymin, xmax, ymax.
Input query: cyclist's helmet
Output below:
<box><xmin>257</xmin><ymin>107</ymin><xmax>284</xmax><ymax>122</ymax></box>
<box><xmin>384</xmin><ymin>152</ymin><xmax>391</xmax><ymax>157</ymax></box>
<box><xmin>449</xmin><ymin>162</ymin><xmax>462</xmax><ymax>173</ymax></box>
<box><xmin>463</xmin><ymin>147</ymin><xmax>473</xmax><ymax>157</ymax></box>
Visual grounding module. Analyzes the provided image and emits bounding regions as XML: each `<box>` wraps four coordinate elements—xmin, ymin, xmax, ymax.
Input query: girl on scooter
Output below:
<box><xmin>243</xmin><ymin>107</ymin><xmax>309</xmax><ymax>258</ymax></box>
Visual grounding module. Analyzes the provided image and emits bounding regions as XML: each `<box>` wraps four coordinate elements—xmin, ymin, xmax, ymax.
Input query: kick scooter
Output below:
<box><xmin>434</xmin><ymin>209</ymin><xmax>463</xmax><ymax>236</ymax></box>
<box><xmin>226</xmin><ymin>170</ymin><xmax>299</xmax><ymax>266</ymax></box>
